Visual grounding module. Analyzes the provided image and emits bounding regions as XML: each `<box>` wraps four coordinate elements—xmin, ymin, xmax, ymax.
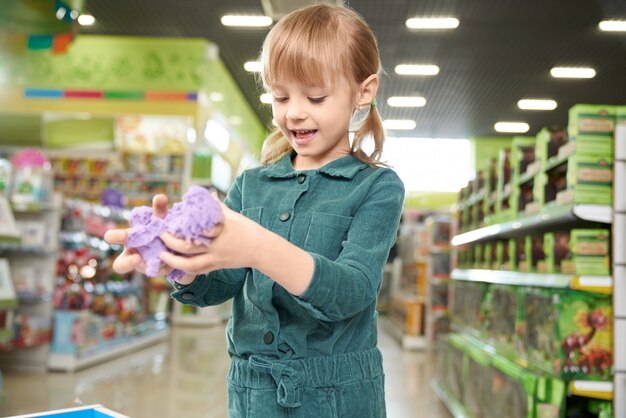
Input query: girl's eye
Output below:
<box><xmin>309</xmin><ymin>96</ymin><xmax>326</xmax><ymax>104</ymax></box>
<box><xmin>273</xmin><ymin>96</ymin><xmax>288</xmax><ymax>103</ymax></box>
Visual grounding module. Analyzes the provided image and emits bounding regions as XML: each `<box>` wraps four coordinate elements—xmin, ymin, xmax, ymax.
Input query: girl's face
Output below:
<box><xmin>270</xmin><ymin>78</ymin><xmax>354</xmax><ymax>170</ymax></box>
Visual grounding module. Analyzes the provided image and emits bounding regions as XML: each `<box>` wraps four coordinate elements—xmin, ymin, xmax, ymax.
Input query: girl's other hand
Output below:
<box><xmin>159</xmin><ymin>200</ymin><xmax>259</xmax><ymax>275</ymax></box>
<box><xmin>103</xmin><ymin>194</ymin><xmax>172</xmax><ymax>275</ymax></box>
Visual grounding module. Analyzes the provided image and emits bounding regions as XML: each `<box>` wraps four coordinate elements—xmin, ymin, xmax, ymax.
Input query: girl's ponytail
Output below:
<box><xmin>351</xmin><ymin>104</ymin><xmax>387</xmax><ymax>167</ymax></box>
<box><xmin>261</xmin><ymin>129</ymin><xmax>291</xmax><ymax>165</ymax></box>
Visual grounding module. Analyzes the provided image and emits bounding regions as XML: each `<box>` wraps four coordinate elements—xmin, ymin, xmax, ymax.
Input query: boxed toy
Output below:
<box><xmin>526</xmin><ymin>235</ymin><xmax>547</xmax><ymax>272</ymax></box>
<box><xmin>568</xmin><ymin>104</ymin><xmax>615</xmax><ymax>156</ymax></box>
<box><xmin>511</xmin><ymin>136</ymin><xmax>536</xmax><ymax>180</ymax></box>
<box><xmin>495</xmin><ymin>239</ymin><xmax>511</xmax><ymax>270</ymax></box>
<box><xmin>512</xmin><ymin>237</ymin><xmax>529</xmax><ymax>272</ymax></box>
<box><xmin>535</xmin><ymin>126</ymin><xmax>568</xmax><ymax>168</ymax></box>
<box><xmin>555</xmin><ymin>154</ymin><xmax>613</xmax><ymax>206</ymax></box>
<box><xmin>522</xmin><ymin>288</ymin><xmax>613</xmax><ymax>380</ymax></box>
<box><xmin>482</xmin><ymin>284</ymin><xmax>522</xmax><ymax>354</ymax></box>
<box><xmin>495</xmin><ymin>148</ymin><xmax>516</xmax><ymax>222</ymax></box>
<box><xmin>544</xmin><ymin>229</ymin><xmax>610</xmax><ymax>275</ymax></box>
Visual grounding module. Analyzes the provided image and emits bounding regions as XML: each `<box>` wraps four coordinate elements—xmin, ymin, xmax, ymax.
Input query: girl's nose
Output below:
<box><xmin>286</xmin><ymin>100</ymin><xmax>306</xmax><ymax>121</ymax></box>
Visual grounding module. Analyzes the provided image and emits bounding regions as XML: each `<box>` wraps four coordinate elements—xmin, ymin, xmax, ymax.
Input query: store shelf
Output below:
<box><xmin>451</xmin><ymin>204</ymin><xmax>612</xmax><ymax>246</ymax></box>
<box><xmin>451</xmin><ymin>269</ymin><xmax>612</xmax><ymax>294</ymax></box>
<box><xmin>431</xmin><ymin>379</ymin><xmax>472</xmax><ymax>418</ymax></box>
<box><xmin>47</xmin><ymin>327</ymin><xmax>169</xmax><ymax>372</ymax></box>
<box><xmin>379</xmin><ymin>316</ymin><xmax>428</xmax><ymax>350</ymax></box>
<box><xmin>569</xmin><ymin>380</ymin><xmax>613</xmax><ymax>401</ymax></box>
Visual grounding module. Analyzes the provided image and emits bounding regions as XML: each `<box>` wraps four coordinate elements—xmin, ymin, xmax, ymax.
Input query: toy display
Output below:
<box><xmin>483</xmin><ymin>285</ymin><xmax>520</xmax><ymax>353</ymax></box>
<box><xmin>544</xmin><ymin>229</ymin><xmax>610</xmax><ymax>275</ymax></box>
<box><xmin>522</xmin><ymin>289</ymin><xmax>613</xmax><ymax>380</ymax></box>
<box><xmin>10</xmin><ymin>148</ymin><xmax>53</xmax><ymax>206</ymax></box>
<box><xmin>127</xmin><ymin>185</ymin><xmax>223</xmax><ymax>281</ymax></box>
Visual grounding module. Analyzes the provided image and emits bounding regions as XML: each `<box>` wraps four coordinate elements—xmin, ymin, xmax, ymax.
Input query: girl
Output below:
<box><xmin>106</xmin><ymin>4</ymin><xmax>404</xmax><ymax>417</ymax></box>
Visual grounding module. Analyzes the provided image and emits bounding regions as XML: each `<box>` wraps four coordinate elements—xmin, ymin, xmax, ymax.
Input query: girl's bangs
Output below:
<box><xmin>264</xmin><ymin>29</ymin><xmax>346</xmax><ymax>89</ymax></box>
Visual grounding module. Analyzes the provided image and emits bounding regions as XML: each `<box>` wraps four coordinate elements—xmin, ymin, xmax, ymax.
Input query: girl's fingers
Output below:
<box><xmin>203</xmin><ymin>223</ymin><xmax>224</xmax><ymax>239</ymax></box>
<box><xmin>152</xmin><ymin>194</ymin><xmax>169</xmax><ymax>219</ymax></box>
<box><xmin>112</xmin><ymin>252</ymin><xmax>144</xmax><ymax>274</ymax></box>
<box><xmin>159</xmin><ymin>251</ymin><xmax>214</xmax><ymax>275</ymax></box>
<box><xmin>104</xmin><ymin>229</ymin><xmax>128</xmax><ymax>245</ymax></box>
<box><xmin>160</xmin><ymin>232</ymin><xmax>209</xmax><ymax>255</ymax></box>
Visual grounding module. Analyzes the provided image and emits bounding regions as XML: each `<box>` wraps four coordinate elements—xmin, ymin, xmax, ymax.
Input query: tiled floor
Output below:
<box><xmin>0</xmin><ymin>323</ymin><xmax>451</xmax><ymax>418</ymax></box>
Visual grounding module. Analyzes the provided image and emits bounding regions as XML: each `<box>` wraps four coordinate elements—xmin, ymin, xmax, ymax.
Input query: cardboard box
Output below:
<box><xmin>568</xmin><ymin>104</ymin><xmax>616</xmax><ymax>139</ymax></box>
<box><xmin>521</xmin><ymin>288</ymin><xmax>613</xmax><ymax>380</ymax></box>
<box><xmin>536</xmin><ymin>127</ymin><xmax>568</xmax><ymax>168</ymax></box>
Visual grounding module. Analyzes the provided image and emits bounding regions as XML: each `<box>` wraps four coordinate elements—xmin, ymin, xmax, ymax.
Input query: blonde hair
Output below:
<box><xmin>259</xmin><ymin>4</ymin><xmax>386</xmax><ymax>166</ymax></box>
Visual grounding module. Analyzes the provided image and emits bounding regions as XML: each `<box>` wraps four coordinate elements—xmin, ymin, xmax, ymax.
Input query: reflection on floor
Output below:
<box><xmin>0</xmin><ymin>324</ymin><xmax>451</xmax><ymax>418</ymax></box>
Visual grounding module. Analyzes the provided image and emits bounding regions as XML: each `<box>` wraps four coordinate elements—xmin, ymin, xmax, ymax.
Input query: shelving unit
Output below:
<box><xmin>452</xmin><ymin>203</ymin><xmax>611</xmax><ymax>246</ymax></box>
<box><xmin>0</xmin><ymin>194</ymin><xmax>62</xmax><ymax>372</ymax></box>
<box><xmin>452</xmin><ymin>269</ymin><xmax>612</xmax><ymax>294</ymax></box>
<box><xmin>437</xmin><ymin>109</ymin><xmax>620</xmax><ymax>417</ymax></box>
<box><xmin>613</xmin><ymin>123</ymin><xmax>626</xmax><ymax>417</ymax></box>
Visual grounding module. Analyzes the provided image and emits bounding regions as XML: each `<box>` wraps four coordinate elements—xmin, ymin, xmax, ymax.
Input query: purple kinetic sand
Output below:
<box><xmin>126</xmin><ymin>186</ymin><xmax>222</xmax><ymax>282</ymax></box>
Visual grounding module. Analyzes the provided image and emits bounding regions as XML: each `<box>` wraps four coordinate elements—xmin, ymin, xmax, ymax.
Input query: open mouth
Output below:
<box><xmin>291</xmin><ymin>129</ymin><xmax>318</xmax><ymax>144</ymax></box>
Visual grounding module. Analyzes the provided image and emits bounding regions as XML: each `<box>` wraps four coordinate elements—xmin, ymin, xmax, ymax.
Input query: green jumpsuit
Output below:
<box><xmin>171</xmin><ymin>153</ymin><xmax>405</xmax><ymax>417</ymax></box>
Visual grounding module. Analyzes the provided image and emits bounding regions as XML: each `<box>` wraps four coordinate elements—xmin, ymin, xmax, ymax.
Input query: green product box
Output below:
<box><xmin>484</xmin><ymin>242</ymin><xmax>493</xmax><ymax>269</ymax></box>
<box><xmin>521</xmin><ymin>288</ymin><xmax>613</xmax><ymax>380</ymax></box>
<box><xmin>568</xmin><ymin>104</ymin><xmax>616</xmax><ymax>140</ymax></box>
<box><xmin>495</xmin><ymin>239</ymin><xmax>512</xmax><ymax>270</ymax></box>
<box><xmin>545</xmin><ymin>229</ymin><xmax>610</xmax><ymax>275</ymax></box>
<box><xmin>474</xmin><ymin>244</ymin><xmax>484</xmax><ymax>269</ymax></box>
<box><xmin>451</xmin><ymin>281</ymin><xmax>488</xmax><ymax>335</ymax></box>
<box><xmin>495</xmin><ymin>148</ymin><xmax>516</xmax><ymax>222</ymax></box>
<box><xmin>482</xmin><ymin>284</ymin><xmax>522</xmax><ymax>354</ymax></box>
<box><xmin>526</xmin><ymin>235</ymin><xmax>547</xmax><ymax>273</ymax></box>
<box><xmin>535</xmin><ymin>127</ymin><xmax>568</xmax><ymax>169</ymax></box>
<box><xmin>557</xmin><ymin>154</ymin><xmax>613</xmax><ymax>205</ymax></box>
<box><xmin>511</xmin><ymin>136</ymin><xmax>536</xmax><ymax>180</ymax></box>
<box><xmin>512</xmin><ymin>237</ymin><xmax>529</xmax><ymax>272</ymax></box>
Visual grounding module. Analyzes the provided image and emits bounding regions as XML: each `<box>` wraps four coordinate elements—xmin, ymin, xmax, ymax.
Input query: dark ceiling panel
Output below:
<box><xmin>81</xmin><ymin>0</ymin><xmax>626</xmax><ymax>139</ymax></box>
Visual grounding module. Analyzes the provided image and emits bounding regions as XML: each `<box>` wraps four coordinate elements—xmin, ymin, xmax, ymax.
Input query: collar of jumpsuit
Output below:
<box><xmin>260</xmin><ymin>151</ymin><xmax>367</xmax><ymax>180</ymax></box>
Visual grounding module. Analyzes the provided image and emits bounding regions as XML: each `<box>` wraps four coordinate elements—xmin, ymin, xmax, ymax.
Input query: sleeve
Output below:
<box><xmin>169</xmin><ymin>175</ymin><xmax>248</xmax><ymax>307</ymax></box>
<box><xmin>293</xmin><ymin>170</ymin><xmax>405</xmax><ymax>321</ymax></box>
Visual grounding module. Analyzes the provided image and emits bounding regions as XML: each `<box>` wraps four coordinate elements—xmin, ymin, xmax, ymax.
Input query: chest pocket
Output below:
<box><xmin>241</xmin><ymin>207</ymin><xmax>263</xmax><ymax>225</ymax></box>
<box><xmin>303</xmin><ymin>211</ymin><xmax>353</xmax><ymax>260</ymax></box>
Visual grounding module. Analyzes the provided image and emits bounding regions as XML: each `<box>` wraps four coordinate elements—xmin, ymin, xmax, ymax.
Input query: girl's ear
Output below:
<box><xmin>356</xmin><ymin>74</ymin><xmax>379</xmax><ymax>108</ymax></box>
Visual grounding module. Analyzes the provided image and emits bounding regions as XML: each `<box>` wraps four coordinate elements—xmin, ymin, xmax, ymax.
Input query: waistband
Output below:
<box><xmin>228</xmin><ymin>348</ymin><xmax>383</xmax><ymax>408</ymax></box>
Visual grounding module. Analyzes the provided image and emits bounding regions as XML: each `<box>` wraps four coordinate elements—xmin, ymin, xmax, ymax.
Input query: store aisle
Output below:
<box><xmin>0</xmin><ymin>324</ymin><xmax>450</xmax><ymax>418</ymax></box>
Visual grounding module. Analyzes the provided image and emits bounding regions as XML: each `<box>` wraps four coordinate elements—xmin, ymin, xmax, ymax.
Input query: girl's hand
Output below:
<box><xmin>159</xmin><ymin>200</ymin><xmax>262</xmax><ymax>275</ymax></box>
<box><xmin>104</xmin><ymin>194</ymin><xmax>173</xmax><ymax>276</ymax></box>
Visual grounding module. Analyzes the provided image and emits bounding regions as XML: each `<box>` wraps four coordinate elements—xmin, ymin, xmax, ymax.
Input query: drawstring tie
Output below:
<box><xmin>249</xmin><ymin>355</ymin><xmax>302</xmax><ymax>408</ymax></box>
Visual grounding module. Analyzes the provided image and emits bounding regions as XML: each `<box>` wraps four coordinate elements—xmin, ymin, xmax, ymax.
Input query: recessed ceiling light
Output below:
<box><xmin>383</xmin><ymin>119</ymin><xmax>416</xmax><ymax>130</ymax></box>
<box><xmin>387</xmin><ymin>96</ymin><xmax>427</xmax><ymax>107</ymax></box>
<box><xmin>406</xmin><ymin>17</ymin><xmax>459</xmax><ymax>29</ymax></box>
<box><xmin>221</xmin><ymin>15</ymin><xmax>272</xmax><ymax>27</ymax></box>
<box><xmin>260</xmin><ymin>93</ymin><xmax>273</xmax><ymax>104</ymax></box>
<box><xmin>599</xmin><ymin>20</ymin><xmax>626</xmax><ymax>32</ymax></box>
<box><xmin>494</xmin><ymin>122</ymin><xmax>530</xmax><ymax>133</ymax></box>
<box><xmin>517</xmin><ymin>99</ymin><xmax>557</xmax><ymax>111</ymax></box>
<box><xmin>244</xmin><ymin>61</ymin><xmax>263</xmax><ymax>72</ymax></box>
<box><xmin>78</xmin><ymin>14</ymin><xmax>95</xmax><ymax>26</ymax></box>
<box><xmin>550</xmin><ymin>67</ymin><xmax>596</xmax><ymax>79</ymax></box>
<box><xmin>394</xmin><ymin>64</ymin><xmax>439</xmax><ymax>76</ymax></box>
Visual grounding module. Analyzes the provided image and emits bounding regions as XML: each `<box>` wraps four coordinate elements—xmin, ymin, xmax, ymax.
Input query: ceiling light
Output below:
<box><xmin>406</xmin><ymin>17</ymin><xmax>459</xmax><ymax>29</ymax></box>
<box><xmin>260</xmin><ymin>93</ymin><xmax>273</xmax><ymax>104</ymax></box>
<box><xmin>517</xmin><ymin>99</ymin><xmax>557</xmax><ymax>111</ymax></box>
<box><xmin>494</xmin><ymin>122</ymin><xmax>530</xmax><ymax>133</ymax></box>
<box><xmin>387</xmin><ymin>96</ymin><xmax>427</xmax><ymax>107</ymax></box>
<box><xmin>395</xmin><ymin>64</ymin><xmax>439</xmax><ymax>76</ymax></box>
<box><xmin>221</xmin><ymin>15</ymin><xmax>272</xmax><ymax>27</ymax></box>
<box><xmin>550</xmin><ymin>67</ymin><xmax>596</xmax><ymax>79</ymax></box>
<box><xmin>244</xmin><ymin>61</ymin><xmax>263</xmax><ymax>72</ymax></box>
<box><xmin>383</xmin><ymin>119</ymin><xmax>416</xmax><ymax>130</ymax></box>
<box><xmin>599</xmin><ymin>20</ymin><xmax>626</xmax><ymax>32</ymax></box>
<box><xmin>78</xmin><ymin>14</ymin><xmax>95</xmax><ymax>26</ymax></box>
